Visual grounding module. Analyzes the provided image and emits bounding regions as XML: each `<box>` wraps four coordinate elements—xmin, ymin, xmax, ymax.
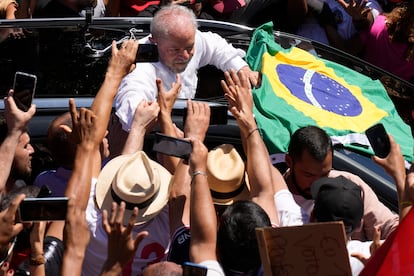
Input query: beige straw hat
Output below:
<box><xmin>95</xmin><ymin>151</ymin><xmax>172</xmax><ymax>225</ymax></box>
<box><xmin>207</xmin><ymin>144</ymin><xmax>250</xmax><ymax>205</ymax></box>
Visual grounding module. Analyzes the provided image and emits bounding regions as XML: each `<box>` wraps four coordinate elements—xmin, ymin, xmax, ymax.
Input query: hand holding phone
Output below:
<box><xmin>12</xmin><ymin>71</ymin><xmax>37</xmax><ymax>112</ymax></box>
<box><xmin>365</xmin><ymin>123</ymin><xmax>391</xmax><ymax>158</ymax></box>
<box><xmin>152</xmin><ymin>132</ymin><xmax>192</xmax><ymax>160</ymax></box>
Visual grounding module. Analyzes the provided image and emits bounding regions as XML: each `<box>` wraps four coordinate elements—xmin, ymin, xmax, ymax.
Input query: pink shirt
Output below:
<box><xmin>361</xmin><ymin>15</ymin><xmax>414</xmax><ymax>82</ymax></box>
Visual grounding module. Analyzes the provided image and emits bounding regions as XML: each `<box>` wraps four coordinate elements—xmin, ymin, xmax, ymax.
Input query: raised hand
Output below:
<box><xmin>157</xmin><ymin>75</ymin><xmax>182</xmax><ymax>117</ymax></box>
<box><xmin>4</xmin><ymin>90</ymin><xmax>36</xmax><ymax>135</ymax></box>
<box><xmin>60</xmin><ymin>99</ymin><xmax>99</xmax><ymax>149</ymax></box>
<box><xmin>101</xmin><ymin>202</ymin><xmax>148</xmax><ymax>275</ymax></box>
<box><xmin>336</xmin><ymin>0</ymin><xmax>372</xmax><ymax>29</ymax></box>
<box><xmin>221</xmin><ymin>69</ymin><xmax>256</xmax><ymax>133</ymax></box>
<box><xmin>184</xmin><ymin>100</ymin><xmax>210</xmax><ymax>141</ymax></box>
<box><xmin>106</xmin><ymin>39</ymin><xmax>139</xmax><ymax>80</ymax></box>
<box><xmin>131</xmin><ymin>100</ymin><xmax>160</xmax><ymax>134</ymax></box>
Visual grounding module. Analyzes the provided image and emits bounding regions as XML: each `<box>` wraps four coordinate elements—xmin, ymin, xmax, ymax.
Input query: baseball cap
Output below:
<box><xmin>311</xmin><ymin>176</ymin><xmax>364</xmax><ymax>235</ymax></box>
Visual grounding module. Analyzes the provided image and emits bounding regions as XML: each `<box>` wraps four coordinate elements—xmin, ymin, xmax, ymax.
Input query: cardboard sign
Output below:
<box><xmin>256</xmin><ymin>222</ymin><xmax>352</xmax><ymax>276</ymax></box>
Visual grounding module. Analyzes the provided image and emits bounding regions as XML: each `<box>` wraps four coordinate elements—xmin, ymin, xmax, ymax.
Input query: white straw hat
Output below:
<box><xmin>207</xmin><ymin>144</ymin><xmax>250</xmax><ymax>205</ymax></box>
<box><xmin>95</xmin><ymin>151</ymin><xmax>172</xmax><ymax>225</ymax></box>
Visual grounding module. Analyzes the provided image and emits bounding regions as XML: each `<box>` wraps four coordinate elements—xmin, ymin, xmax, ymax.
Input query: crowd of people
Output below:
<box><xmin>0</xmin><ymin>2</ymin><xmax>413</xmax><ymax>276</ymax></box>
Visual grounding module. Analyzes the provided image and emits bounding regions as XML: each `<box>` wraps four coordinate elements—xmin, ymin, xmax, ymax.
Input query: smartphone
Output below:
<box><xmin>182</xmin><ymin>262</ymin><xmax>208</xmax><ymax>276</ymax></box>
<box><xmin>183</xmin><ymin>104</ymin><xmax>228</xmax><ymax>126</ymax></box>
<box><xmin>365</xmin><ymin>123</ymin><xmax>391</xmax><ymax>158</ymax></box>
<box><xmin>12</xmin><ymin>71</ymin><xmax>37</xmax><ymax>112</ymax></box>
<box><xmin>18</xmin><ymin>197</ymin><xmax>69</xmax><ymax>222</ymax></box>
<box><xmin>136</xmin><ymin>44</ymin><xmax>159</xmax><ymax>63</ymax></box>
<box><xmin>152</xmin><ymin>132</ymin><xmax>192</xmax><ymax>160</ymax></box>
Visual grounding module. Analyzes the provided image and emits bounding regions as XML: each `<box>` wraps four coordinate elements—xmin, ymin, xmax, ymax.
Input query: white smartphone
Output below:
<box><xmin>12</xmin><ymin>71</ymin><xmax>37</xmax><ymax>111</ymax></box>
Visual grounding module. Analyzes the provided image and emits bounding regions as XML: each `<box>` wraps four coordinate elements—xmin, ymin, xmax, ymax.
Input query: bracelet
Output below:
<box><xmin>192</xmin><ymin>171</ymin><xmax>208</xmax><ymax>181</ymax></box>
<box><xmin>246</xmin><ymin>128</ymin><xmax>259</xmax><ymax>139</ymax></box>
<box><xmin>400</xmin><ymin>201</ymin><xmax>413</xmax><ymax>208</ymax></box>
<box><xmin>30</xmin><ymin>253</ymin><xmax>45</xmax><ymax>266</ymax></box>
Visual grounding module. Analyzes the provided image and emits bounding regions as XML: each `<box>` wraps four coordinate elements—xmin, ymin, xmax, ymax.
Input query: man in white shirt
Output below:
<box><xmin>115</xmin><ymin>4</ymin><xmax>258</xmax><ymax>131</ymax></box>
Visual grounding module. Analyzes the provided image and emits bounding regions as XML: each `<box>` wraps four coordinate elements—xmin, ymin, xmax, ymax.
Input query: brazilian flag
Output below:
<box><xmin>246</xmin><ymin>22</ymin><xmax>414</xmax><ymax>163</ymax></box>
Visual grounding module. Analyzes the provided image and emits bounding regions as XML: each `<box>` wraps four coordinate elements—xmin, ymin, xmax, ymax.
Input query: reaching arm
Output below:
<box><xmin>0</xmin><ymin>91</ymin><xmax>35</xmax><ymax>193</ymax></box>
<box><xmin>189</xmin><ymin>138</ymin><xmax>217</xmax><ymax>263</ymax></box>
<box><xmin>90</xmin><ymin>39</ymin><xmax>139</xmax><ymax>176</ymax></box>
<box><xmin>169</xmin><ymin>100</ymin><xmax>210</xmax><ymax>236</ymax></box>
<box><xmin>156</xmin><ymin>76</ymin><xmax>182</xmax><ymax>173</ymax></box>
<box><xmin>122</xmin><ymin>100</ymin><xmax>160</xmax><ymax>155</ymax></box>
<box><xmin>221</xmin><ymin>69</ymin><xmax>279</xmax><ymax>225</ymax></box>
<box><xmin>373</xmin><ymin>135</ymin><xmax>408</xmax><ymax>219</ymax></box>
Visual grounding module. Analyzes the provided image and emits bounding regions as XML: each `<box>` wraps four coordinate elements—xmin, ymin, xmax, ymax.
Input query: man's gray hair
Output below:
<box><xmin>150</xmin><ymin>4</ymin><xmax>198</xmax><ymax>39</ymax></box>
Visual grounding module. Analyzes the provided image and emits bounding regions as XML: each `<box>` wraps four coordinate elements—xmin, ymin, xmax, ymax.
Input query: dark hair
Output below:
<box><xmin>386</xmin><ymin>2</ymin><xmax>414</xmax><ymax>61</ymax></box>
<box><xmin>288</xmin><ymin>126</ymin><xmax>333</xmax><ymax>162</ymax></box>
<box><xmin>217</xmin><ymin>200</ymin><xmax>271</xmax><ymax>274</ymax></box>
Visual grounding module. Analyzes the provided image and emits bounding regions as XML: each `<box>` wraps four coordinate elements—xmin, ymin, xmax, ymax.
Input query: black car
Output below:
<box><xmin>1</xmin><ymin>17</ymin><xmax>412</xmax><ymax>213</ymax></box>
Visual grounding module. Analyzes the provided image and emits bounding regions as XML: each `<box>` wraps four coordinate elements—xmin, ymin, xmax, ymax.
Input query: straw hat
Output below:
<box><xmin>95</xmin><ymin>151</ymin><xmax>172</xmax><ymax>225</ymax></box>
<box><xmin>207</xmin><ymin>144</ymin><xmax>250</xmax><ymax>205</ymax></box>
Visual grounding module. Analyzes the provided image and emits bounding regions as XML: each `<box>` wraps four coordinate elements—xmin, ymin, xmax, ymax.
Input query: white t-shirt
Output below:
<box><xmin>274</xmin><ymin>189</ymin><xmax>307</xmax><ymax>226</ymax></box>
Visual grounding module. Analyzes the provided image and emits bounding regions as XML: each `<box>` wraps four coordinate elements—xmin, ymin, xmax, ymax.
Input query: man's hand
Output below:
<box><xmin>101</xmin><ymin>202</ymin><xmax>148</xmax><ymax>275</ymax></box>
<box><xmin>237</xmin><ymin>66</ymin><xmax>260</xmax><ymax>88</ymax></box>
<box><xmin>131</xmin><ymin>100</ymin><xmax>160</xmax><ymax>134</ymax></box>
<box><xmin>106</xmin><ymin>39</ymin><xmax>139</xmax><ymax>80</ymax></box>
<box><xmin>336</xmin><ymin>0</ymin><xmax>372</xmax><ymax>30</ymax></box>
<box><xmin>157</xmin><ymin>75</ymin><xmax>182</xmax><ymax>117</ymax></box>
<box><xmin>60</xmin><ymin>99</ymin><xmax>99</xmax><ymax>150</ymax></box>
<box><xmin>221</xmin><ymin>69</ymin><xmax>256</xmax><ymax>133</ymax></box>
<box><xmin>184</xmin><ymin>100</ymin><xmax>210</xmax><ymax>141</ymax></box>
<box><xmin>4</xmin><ymin>89</ymin><xmax>36</xmax><ymax>136</ymax></box>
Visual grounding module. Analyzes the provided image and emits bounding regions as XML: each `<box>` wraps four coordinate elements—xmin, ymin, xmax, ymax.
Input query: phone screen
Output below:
<box><xmin>18</xmin><ymin>197</ymin><xmax>68</xmax><ymax>222</ymax></box>
<box><xmin>365</xmin><ymin>123</ymin><xmax>390</xmax><ymax>158</ymax></box>
<box><xmin>13</xmin><ymin>72</ymin><xmax>37</xmax><ymax>112</ymax></box>
<box><xmin>136</xmin><ymin>44</ymin><xmax>159</xmax><ymax>63</ymax></box>
<box><xmin>152</xmin><ymin>133</ymin><xmax>192</xmax><ymax>160</ymax></box>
